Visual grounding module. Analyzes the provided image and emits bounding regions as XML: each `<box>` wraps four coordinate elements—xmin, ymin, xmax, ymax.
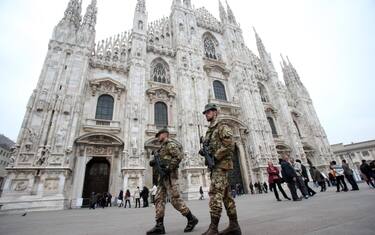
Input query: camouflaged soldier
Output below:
<box><xmin>200</xmin><ymin>104</ymin><xmax>242</xmax><ymax>235</ymax></box>
<box><xmin>146</xmin><ymin>128</ymin><xmax>199</xmax><ymax>235</ymax></box>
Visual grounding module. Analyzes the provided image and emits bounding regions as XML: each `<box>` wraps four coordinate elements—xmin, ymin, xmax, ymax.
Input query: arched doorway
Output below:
<box><xmin>82</xmin><ymin>158</ymin><xmax>110</xmax><ymax>206</ymax></box>
<box><xmin>228</xmin><ymin>146</ymin><xmax>245</xmax><ymax>194</ymax></box>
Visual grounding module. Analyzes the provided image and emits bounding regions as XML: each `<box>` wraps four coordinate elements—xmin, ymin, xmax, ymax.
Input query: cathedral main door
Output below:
<box><xmin>82</xmin><ymin>158</ymin><xmax>110</xmax><ymax>206</ymax></box>
<box><xmin>228</xmin><ymin>146</ymin><xmax>244</xmax><ymax>194</ymax></box>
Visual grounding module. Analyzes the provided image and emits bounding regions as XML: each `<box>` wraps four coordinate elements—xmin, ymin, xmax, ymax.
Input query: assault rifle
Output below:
<box><xmin>199</xmin><ymin>136</ymin><xmax>215</xmax><ymax>171</ymax></box>
<box><xmin>152</xmin><ymin>150</ymin><xmax>167</xmax><ymax>179</ymax></box>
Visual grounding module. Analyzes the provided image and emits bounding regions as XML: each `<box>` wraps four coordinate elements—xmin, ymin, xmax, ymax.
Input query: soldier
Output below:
<box><xmin>146</xmin><ymin>128</ymin><xmax>199</xmax><ymax>235</ymax></box>
<box><xmin>200</xmin><ymin>104</ymin><xmax>242</xmax><ymax>235</ymax></box>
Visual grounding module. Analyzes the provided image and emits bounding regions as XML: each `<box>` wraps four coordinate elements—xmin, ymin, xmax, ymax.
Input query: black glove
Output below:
<box><xmin>149</xmin><ymin>160</ymin><xmax>155</xmax><ymax>167</ymax></box>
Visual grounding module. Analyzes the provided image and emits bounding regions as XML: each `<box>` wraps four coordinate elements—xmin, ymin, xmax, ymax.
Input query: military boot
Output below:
<box><xmin>218</xmin><ymin>215</ymin><xmax>241</xmax><ymax>235</ymax></box>
<box><xmin>201</xmin><ymin>215</ymin><xmax>220</xmax><ymax>235</ymax></box>
<box><xmin>146</xmin><ymin>217</ymin><xmax>166</xmax><ymax>235</ymax></box>
<box><xmin>184</xmin><ymin>211</ymin><xmax>199</xmax><ymax>232</ymax></box>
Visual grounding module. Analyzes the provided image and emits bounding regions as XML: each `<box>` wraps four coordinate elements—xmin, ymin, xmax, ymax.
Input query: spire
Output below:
<box><xmin>253</xmin><ymin>27</ymin><xmax>267</xmax><ymax>60</ymax></box>
<box><xmin>281</xmin><ymin>54</ymin><xmax>302</xmax><ymax>86</ymax></box>
<box><xmin>82</xmin><ymin>0</ymin><xmax>97</xmax><ymax>31</ymax></box>
<box><xmin>226</xmin><ymin>0</ymin><xmax>237</xmax><ymax>24</ymax></box>
<box><xmin>183</xmin><ymin>0</ymin><xmax>192</xmax><ymax>8</ymax></box>
<box><xmin>219</xmin><ymin>0</ymin><xmax>227</xmax><ymax>23</ymax></box>
<box><xmin>61</xmin><ymin>0</ymin><xmax>83</xmax><ymax>29</ymax></box>
<box><xmin>172</xmin><ymin>0</ymin><xmax>182</xmax><ymax>7</ymax></box>
<box><xmin>136</xmin><ymin>0</ymin><xmax>146</xmax><ymax>14</ymax></box>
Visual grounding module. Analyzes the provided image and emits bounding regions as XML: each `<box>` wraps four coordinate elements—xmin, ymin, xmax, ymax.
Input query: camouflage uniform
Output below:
<box><xmin>154</xmin><ymin>140</ymin><xmax>190</xmax><ymax>220</ymax></box>
<box><xmin>204</xmin><ymin>119</ymin><xmax>238</xmax><ymax>218</ymax></box>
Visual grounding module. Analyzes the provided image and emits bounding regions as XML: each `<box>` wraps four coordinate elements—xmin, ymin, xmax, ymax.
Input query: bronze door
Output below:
<box><xmin>82</xmin><ymin>158</ymin><xmax>110</xmax><ymax>206</ymax></box>
<box><xmin>228</xmin><ymin>147</ymin><xmax>244</xmax><ymax>194</ymax></box>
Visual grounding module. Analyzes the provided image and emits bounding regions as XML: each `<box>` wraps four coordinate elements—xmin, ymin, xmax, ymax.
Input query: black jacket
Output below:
<box><xmin>281</xmin><ymin>160</ymin><xmax>297</xmax><ymax>183</ymax></box>
<box><xmin>360</xmin><ymin>162</ymin><xmax>372</xmax><ymax>176</ymax></box>
<box><xmin>301</xmin><ymin>164</ymin><xmax>309</xmax><ymax>181</ymax></box>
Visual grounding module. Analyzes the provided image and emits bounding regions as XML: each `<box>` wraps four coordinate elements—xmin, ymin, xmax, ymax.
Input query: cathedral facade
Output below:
<box><xmin>0</xmin><ymin>0</ymin><xmax>334</xmax><ymax>211</ymax></box>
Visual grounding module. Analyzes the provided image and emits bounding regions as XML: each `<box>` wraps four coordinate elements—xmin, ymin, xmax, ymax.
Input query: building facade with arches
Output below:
<box><xmin>0</xmin><ymin>0</ymin><xmax>334</xmax><ymax>211</ymax></box>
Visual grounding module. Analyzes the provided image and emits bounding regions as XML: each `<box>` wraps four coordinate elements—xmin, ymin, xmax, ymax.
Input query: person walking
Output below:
<box><xmin>360</xmin><ymin>160</ymin><xmax>375</xmax><ymax>188</ymax></box>
<box><xmin>134</xmin><ymin>187</ymin><xmax>141</xmax><ymax>208</ymax></box>
<box><xmin>267</xmin><ymin>161</ymin><xmax>291</xmax><ymax>201</ymax></box>
<box><xmin>291</xmin><ymin>158</ymin><xmax>309</xmax><ymax>199</ymax></box>
<box><xmin>263</xmin><ymin>182</ymin><xmax>268</xmax><ymax>193</ymax></box>
<box><xmin>118</xmin><ymin>190</ymin><xmax>124</xmax><ymax>207</ymax></box>
<box><xmin>342</xmin><ymin>160</ymin><xmax>359</xmax><ymax>191</ymax></box>
<box><xmin>330</xmin><ymin>161</ymin><xmax>348</xmax><ymax>192</ymax></box>
<box><xmin>296</xmin><ymin>160</ymin><xmax>316</xmax><ymax>196</ymax></box>
<box><xmin>199</xmin><ymin>103</ymin><xmax>241</xmax><ymax>235</ymax></box>
<box><xmin>199</xmin><ymin>186</ymin><xmax>204</xmax><ymax>200</ymax></box>
<box><xmin>311</xmin><ymin>167</ymin><xmax>326</xmax><ymax>192</ymax></box>
<box><xmin>249</xmin><ymin>182</ymin><xmax>254</xmax><ymax>195</ymax></box>
<box><xmin>146</xmin><ymin>128</ymin><xmax>198</xmax><ymax>234</ymax></box>
<box><xmin>124</xmin><ymin>189</ymin><xmax>131</xmax><ymax>208</ymax></box>
<box><xmin>280</xmin><ymin>154</ymin><xmax>301</xmax><ymax>201</ymax></box>
<box><xmin>89</xmin><ymin>192</ymin><xmax>97</xmax><ymax>209</ymax></box>
<box><xmin>141</xmin><ymin>186</ymin><xmax>150</xmax><ymax>208</ymax></box>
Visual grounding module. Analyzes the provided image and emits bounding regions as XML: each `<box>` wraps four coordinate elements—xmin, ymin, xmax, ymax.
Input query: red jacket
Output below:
<box><xmin>267</xmin><ymin>166</ymin><xmax>280</xmax><ymax>184</ymax></box>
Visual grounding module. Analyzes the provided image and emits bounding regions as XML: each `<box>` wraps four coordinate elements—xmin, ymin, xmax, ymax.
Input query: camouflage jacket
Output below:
<box><xmin>204</xmin><ymin>119</ymin><xmax>234</xmax><ymax>170</ymax></box>
<box><xmin>158</xmin><ymin>139</ymin><xmax>183</xmax><ymax>171</ymax></box>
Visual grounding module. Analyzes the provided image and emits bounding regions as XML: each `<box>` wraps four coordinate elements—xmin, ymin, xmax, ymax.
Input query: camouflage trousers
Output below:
<box><xmin>155</xmin><ymin>176</ymin><xmax>190</xmax><ymax>220</ymax></box>
<box><xmin>209</xmin><ymin>168</ymin><xmax>238</xmax><ymax>218</ymax></box>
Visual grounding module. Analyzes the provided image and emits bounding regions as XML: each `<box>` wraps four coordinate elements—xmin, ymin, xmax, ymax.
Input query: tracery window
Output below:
<box><xmin>267</xmin><ymin>117</ymin><xmax>278</xmax><ymax>136</ymax></box>
<box><xmin>203</xmin><ymin>33</ymin><xmax>218</xmax><ymax>60</ymax></box>
<box><xmin>151</xmin><ymin>58</ymin><xmax>170</xmax><ymax>84</ymax></box>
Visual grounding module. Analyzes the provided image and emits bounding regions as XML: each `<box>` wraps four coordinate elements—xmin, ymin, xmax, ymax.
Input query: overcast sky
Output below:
<box><xmin>0</xmin><ymin>0</ymin><xmax>374</xmax><ymax>145</ymax></box>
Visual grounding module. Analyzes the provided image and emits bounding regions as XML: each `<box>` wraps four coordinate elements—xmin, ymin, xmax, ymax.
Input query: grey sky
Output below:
<box><xmin>0</xmin><ymin>0</ymin><xmax>374</xmax><ymax>145</ymax></box>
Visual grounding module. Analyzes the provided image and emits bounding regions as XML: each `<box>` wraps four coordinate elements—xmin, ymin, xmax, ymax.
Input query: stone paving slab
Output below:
<box><xmin>0</xmin><ymin>184</ymin><xmax>374</xmax><ymax>235</ymax></box>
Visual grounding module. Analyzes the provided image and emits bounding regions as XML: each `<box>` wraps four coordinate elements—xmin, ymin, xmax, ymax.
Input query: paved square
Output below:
<box><xmin>0</xmin><ymin>184</ymin><xmax>374</xmax><ymax>235</ymax></box>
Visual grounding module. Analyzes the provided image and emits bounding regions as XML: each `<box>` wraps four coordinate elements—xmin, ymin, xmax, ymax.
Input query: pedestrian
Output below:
<box><xmin>342</xmin><ymin>160</ymin><xmax>359</xmax><ymax>191</ymax></box>
<box><xmin>330</xmin><ymin>161</ymin><xmax>348</xmax><ymax>192</ymax></box>
<box><xmin>280</xmin><ymin>154</ymin><xmax>301</xmax><ymax>201</ymax></box>
<box><xmin>107</xmin><ymin>192</ymin><xmax>112</xmax><ymax>207</ymax></box>
<box><xmin>257</xmin><ymin>181</ymin><xmax>263</xmax><ymax>194</ymax></box>
<box><xmin>118</xmin><ymin>190</ymin><xmax>124</xmax><ymax>207</ymax></box>
<box><xmin>124</xmin><ymin>189</ymin><xmax>131</xmax><ymax>208</ymax></box>
<box><xmin>360</xmin><ymin>160</ymin><xmax>375</xmax><ymax>188</ymax></box>
<box><xmin>296</xmin><ymin>159</ymin><xmax>316</xmax><ymax>196</ymax></box>
<box><xmin>134</xmin><ymin>187</ymin><xmax>141</xmax><ymax>208</ymax></box>
<box><xmin>267</xmin><ymin>161</ymin><xmax>291</xmax><ymax>201</ymax></box>
<box><xmin>151</xmin><ymin>185</ymin><xmax>157</xmax><ymax>204</ymax></box>
<box><xmin>249</xmin><ymin>182</ymin><xmax>254</xmax><ymax>194</ymax></box>
<box><xmin>199</xmin><ymin>186</ymin><xmax>204</xmax><ymax>200</ymax></box>
<box><xmin>291</xmin><ymin>158</ymin><xmax>309</xmax><ymax>199</ymax></box>
<box><xmin>146</xmin><ymin>128</ymin><xmax>198</xmax><ymax>234</ymax></box>
<box><xmin>263</xmin><ymin>182</ymin><xmax>268</xmax><ymax>193</ymax></box>
<box><xmin>311</xmin><ymin>167</ymin><xmax>326</xmax><ymax>192</ymax></box>
<box><xmin>89</xmin><ymin>192</ymin><xmax>97</xmax><ymax>209</ymax></box>
<box><xmin>199</xmin><ymin>103</ymin><xmax>242</xmax><ymax>235</ymax></box>
<box><xmin>141</xmin><ymin>186</ymin><xmax>150</xmax><ymax>208</ymax></box>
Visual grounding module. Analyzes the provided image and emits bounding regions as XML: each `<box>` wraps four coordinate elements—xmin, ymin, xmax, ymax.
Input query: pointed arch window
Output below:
<box><xmin>151</xmin><ymin>58</ymin><xmax>170</xmax><ymax>84</ymax></box>
<box><xmin>155</xmin><ymin>102</ymin><xmax>168</xmax><ymax>128</ymax></box>
<box><xmin>203</xmin><ymin>33</ymin><xmax>219</xmax><ymax>60</ymax></box>
<box><xmin>258</xmin><ymin>82</ymin><xmax>269</xmax><ymax>103</ymax></box>
<box><xmin>213</xmin><ymin>80</ymin><xmax>227</xmax><ymax>101</ymax></box>
<box><xmin>267</xmin><ymin>117</ymin><xmax>278</xmax><ymax>136</ymax></box>
<box><xmin>95</xmin><ymin>95</ymin><xmax>114</xmax><ymax>120</ymax></box>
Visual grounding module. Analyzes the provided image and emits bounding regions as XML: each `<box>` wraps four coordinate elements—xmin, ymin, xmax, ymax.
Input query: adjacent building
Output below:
<box><xmin>0</xmin><ymin>134</ymin><xmax>15</xmax><ymax>196</ymax></box>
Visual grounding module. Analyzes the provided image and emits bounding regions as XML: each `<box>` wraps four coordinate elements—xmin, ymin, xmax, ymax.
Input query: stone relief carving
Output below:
<box><xmin>12</xmin><ymin>180</ymin><xmax>28</xmax><ymax>192</ymax></box>
<box><xmin>44</xmin><ymin>179</ymin><xmax>59</xmax><ymax>193</ymax></box>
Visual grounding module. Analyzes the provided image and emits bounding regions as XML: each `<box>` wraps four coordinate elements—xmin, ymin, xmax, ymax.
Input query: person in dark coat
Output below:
<box><xmin>342</xmin><ymin>160</ymin><xmax>359</xmax><ymax>191</ymax></box>
<box><xmin>296</xmin><ymin>160</ymin><xmax>316</xmax><ymax>196</ymax></box>
<box><xmin>199</xmin><ymin>186</ymin><xmax>204</xmax><ymax>200</ymax></box>
<box><xmin>311</xmin><ymin>167</ymin><xmax>326</xmax><ymax>192</ymax></box>
<box><xmin>267</xmin><ymin>161</ymin><xmax>291</xmax><ymax>201</ymax></box>
<box><xmin>262</xmin><ymin>182</ymin><xmax>268</xmax><ymax>193</ymax></box>
<box><xmin>280</xmin><ymin>155</ymin><xmax>301</xmax><ymax>201</ymax></box>
<box><xmin>89</xmin><ymin>192</ymin><xmax>97</xmax><ymax>209</ymax></box>
<box><xmin>141</xmin><ymin>186</ymin><xmax>149</xmax><ymax>208</ymax></box>
<box><xmin>106</xmin><ymin>192</ymin><xmax>112</xmax><ymax>207</ymax></box>
<box><xmin>360</xmin><ymin>160</ymin><xmax>375</xmax><ymax>188</ymax></box>
<box><xmin>118</xmin><ymin>190</ymin><xmax>124</xmax><ymax>207</ymax></box>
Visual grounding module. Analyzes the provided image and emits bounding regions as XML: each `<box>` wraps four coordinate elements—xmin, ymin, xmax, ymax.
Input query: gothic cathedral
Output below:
<box><xmin>0</xmin><ymin>0</ymin><xmax>334</xmax><ymax>211</ymax></box>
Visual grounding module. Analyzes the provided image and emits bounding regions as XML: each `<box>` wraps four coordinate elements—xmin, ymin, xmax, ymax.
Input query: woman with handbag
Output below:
<box><xmin>267</xmin><ymin>161</ymin><xmax>291</xmax><ymax>201</ymax></box>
